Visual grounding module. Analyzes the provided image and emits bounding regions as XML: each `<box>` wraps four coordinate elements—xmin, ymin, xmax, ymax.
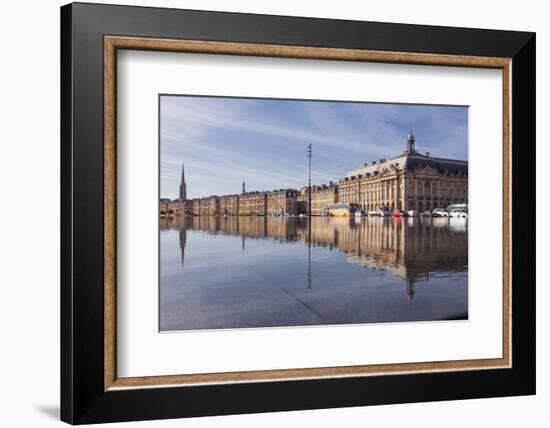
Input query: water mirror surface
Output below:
<box><xmin>160</xmin><ymin>216</ymin><xmax>468</xmax><ymax>331</ymax></box>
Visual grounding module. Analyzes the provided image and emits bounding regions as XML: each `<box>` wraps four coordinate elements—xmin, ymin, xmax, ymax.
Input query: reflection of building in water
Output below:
<box><xmin>332</xmin><ymin>217</ymin><xmax>468</xmax><ymax>300</ymax></box>
<box><xmin>162</xmin><ymin>216</ymin><xmax>467</xmax><ymax>299</ymax></box>
<box><xmin>266</xmin><ymin>217</ymin><xmax>299</xmax><ymax>241</ymax></box>
<box><xmin>162</xmin><ymin>131</ymin><xmax>467</xmax><ymax>217</ymax></box>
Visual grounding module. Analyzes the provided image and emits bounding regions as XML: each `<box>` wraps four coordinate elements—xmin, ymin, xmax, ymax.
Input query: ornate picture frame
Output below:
<box><xmin>61</xmin><ymin>2</ymin><xmax>535</xmax><ymax>424</ymax></box>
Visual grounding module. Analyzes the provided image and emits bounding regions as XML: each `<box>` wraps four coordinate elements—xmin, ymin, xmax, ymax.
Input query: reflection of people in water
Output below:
<box><xmin>164</xmin><ymin>215</ymin><xmax>467</xmax><ymax>300</ymax></box>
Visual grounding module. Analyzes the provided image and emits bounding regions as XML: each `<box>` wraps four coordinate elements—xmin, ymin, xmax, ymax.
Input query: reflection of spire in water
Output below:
<box><xmin>165</xmin><ymin>216</ymin><xmax>467</xmax><ymax>295</ymax></box>
<box><xmin>179</xmin><ymin>226</ymin><xmax>187</xmax><ymax>267</ymax></box>
<box><xmin>406</xmin><ymin>278</ymin><xmax>415</xmax><ymax>301</ymax></box>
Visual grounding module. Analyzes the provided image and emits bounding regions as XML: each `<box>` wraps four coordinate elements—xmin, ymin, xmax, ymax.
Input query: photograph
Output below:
<box><xmin>159</xmin><ymin>95</ymin><xmax>469</xmax><ymax>331</ymax></box>
<box><xmin>53</xmin><ymin>2</ymin><xmax>537</xmax><ymax>424</ymax></box>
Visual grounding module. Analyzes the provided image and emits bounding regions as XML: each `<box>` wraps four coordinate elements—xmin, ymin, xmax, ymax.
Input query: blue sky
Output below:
<box><xmin>160</xmin><ymin>95</ymin><xmax>468</xmax><ymax>199</ymax></box>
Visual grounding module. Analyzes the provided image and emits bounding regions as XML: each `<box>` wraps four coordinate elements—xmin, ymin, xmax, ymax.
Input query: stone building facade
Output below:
<box><xmin>338</xmin><ymin>131</ymin><xmax>468</xmax><ymax>213</ymax></box>
<box><xmin>163</xmin><ymin>131</ymin><xmax>467</xmax><ymax>217</ymax></box>
<box><xmin>239</xmin><ymin>191</ymin><xmax>268</xmax><ymax>215</ymax></box>
<box><xmin>160</xmin><ymin>200</ymin><xmax>187</xmax><ymax>216</ymax></box>
<box><xmin>187</xmin><ymin>190</ymin><xmax>300</xmax><ymax>216</ymax></box>
<box><xmin>338</xmin><ymin>162</ymin><xmax>406</xmax><ymax>212</ymax></box>
<box><xmin>207</xmin><ymin>195</ymin><xmax>220</xmax><ymax>215</ymax></box>
<box><xmin>220</xmin><ymin>194</ymin><xmax>240</xmax><ymax>215</ymax></box>
<box><xmin>267</xmin><ymin>189</ymin><xmax>299</xmax><ymax>215</ymax></box>
<box><xmin>310</xmin><ymin>183</ymin><xmax>338</xmax><ymax>216</ymax></box>
<box><xmin>296</xmin><ymin>186</ymin><xmax>309</xmax><ymax>215</ymax></box>
<box><xmin>191</xmin><ymin>198</ymin><xmax>201</xmax><ymax>216</ymax></box>
<box><xmin>192</xmin><ymin>197</ymin><xmax>219</xmax><ymax>216</ymax></box>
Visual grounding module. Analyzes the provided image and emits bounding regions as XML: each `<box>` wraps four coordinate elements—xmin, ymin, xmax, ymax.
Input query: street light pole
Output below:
<box><xmin>307</xmin><ymin>144</ymin><xmax>312</xmax><ymax>216</ymax></box>
<box><xmin>306</xmin><ymin>143</ymin><xmax>312</xmax><ymax>292</ymax></box>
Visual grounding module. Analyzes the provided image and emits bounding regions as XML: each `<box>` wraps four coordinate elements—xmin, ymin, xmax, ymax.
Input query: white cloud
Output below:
<box><xmin>160</xmin><ymin>96</ymin><xmax>467</xmax><ymax>199</ymax></box>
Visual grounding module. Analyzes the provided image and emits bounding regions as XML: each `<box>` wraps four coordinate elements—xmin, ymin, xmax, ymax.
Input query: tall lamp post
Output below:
<box><xmin>306</xmin><ymin>144</ymin><xmax>312</xmax><ymax>292</ymax></box>
<box><xmin>307</xmin><ymin>144</ymin><xmax>312</xmax><ymax>216</ymax></box>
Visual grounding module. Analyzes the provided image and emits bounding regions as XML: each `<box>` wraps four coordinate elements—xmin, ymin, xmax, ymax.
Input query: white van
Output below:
<box><xmin>450</xmin><ymin>209</ymin><xmax>468</xmax><ymax>219</ymax></box>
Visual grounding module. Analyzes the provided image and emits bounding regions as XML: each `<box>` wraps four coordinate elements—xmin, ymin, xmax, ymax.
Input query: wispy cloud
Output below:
<box><xmin>160</xmin><ymin>96</ymin><xmax>468</xmax><ymax>199</ymax></box>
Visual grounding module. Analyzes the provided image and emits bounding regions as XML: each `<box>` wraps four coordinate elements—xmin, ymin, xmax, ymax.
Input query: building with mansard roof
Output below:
<box><xmin>165</xmin><ymin>130</ymin><xmax>467</xmax><ymax>217</ymax></box>
<box><xmin>338</xmin><ymin>131</ymin><xmax>468</xmax><ymax>213</ymax></box>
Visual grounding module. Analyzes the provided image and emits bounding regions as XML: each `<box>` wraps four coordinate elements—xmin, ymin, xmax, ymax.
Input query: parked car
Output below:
<box><xmin>421</xmin><ymin>211</ymin><xmax>432</xmax><ymax>218</ymax></box>
<box><xmin>449</xmin><ymin>209</ymin><xmax>468</xmax><ymax>219</ymax></box>
<box><xmin>407</xmin><ymin>210</ymin><xmax>418</xmax><ymax>217</ymax></box>
<box><xmin>392</xmin><ymin>209</ymin><xmax>408</xmax><ymax>217</ymax></box>
<box><xmin>432</xmin><ymin>208</ymin><xmax>449</xmax><ymax>218</ymax></box>
<box><xmin>379</xmin><ymin>207</ymin><xmax>392</xmax><ymax>217</ymax></box>
<box><xmin>367</xmin><ymin>210</ymin><xmax>379</xmax><ymax>217</ymax></box>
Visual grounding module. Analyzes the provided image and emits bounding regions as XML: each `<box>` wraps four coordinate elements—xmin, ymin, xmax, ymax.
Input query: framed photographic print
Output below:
<box><xmin>60</xmin><ymin>2</ymin><xmax>535</xmax><ymax>424</ymax></box>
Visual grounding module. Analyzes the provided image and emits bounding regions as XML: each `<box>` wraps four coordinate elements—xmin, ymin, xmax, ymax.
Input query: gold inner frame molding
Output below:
<box><xmin>104</xmin><ymin>35</ymin><xmax>512</xmax><ymax>391</ymax></box>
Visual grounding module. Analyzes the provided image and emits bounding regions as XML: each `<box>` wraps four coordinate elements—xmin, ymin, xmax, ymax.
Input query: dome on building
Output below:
<box><xmin>406</xmin><ymin>129</ymin><xmax>416</xmax><ymax>153</ymax></box>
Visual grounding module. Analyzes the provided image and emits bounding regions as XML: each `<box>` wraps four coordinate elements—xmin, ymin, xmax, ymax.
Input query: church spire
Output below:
<box><xmin>242</xmin><ymin>180</ymin><xmax>246</xmax><ymax>194</ymax></box>
<box><xmin>179</xmin><ymin>162</ymin><xmax>187</xmax><ymax>201</ymax></box>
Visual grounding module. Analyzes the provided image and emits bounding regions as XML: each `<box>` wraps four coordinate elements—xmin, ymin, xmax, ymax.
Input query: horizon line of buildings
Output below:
<box><xmin>161</xmin><ymin>131</ymin><xmax>469</xmax><ymax>217</ymax></box>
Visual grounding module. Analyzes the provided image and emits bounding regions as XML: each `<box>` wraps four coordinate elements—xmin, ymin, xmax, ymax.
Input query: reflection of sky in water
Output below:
<box><xmin>160</xmin><ymin>217</ymin><xmax>468</xmax><ymax>331</ymax></box>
